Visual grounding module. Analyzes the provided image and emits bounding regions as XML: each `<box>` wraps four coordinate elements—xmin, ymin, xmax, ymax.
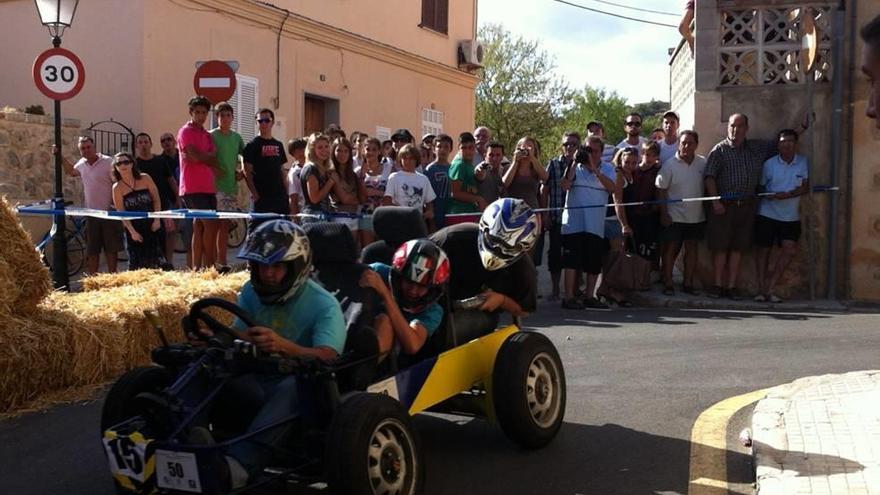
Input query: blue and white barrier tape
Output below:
<box><xmin>14</xmin><ymin>186</ymin><xmax>839</xmax><ymax>221</ymax></box>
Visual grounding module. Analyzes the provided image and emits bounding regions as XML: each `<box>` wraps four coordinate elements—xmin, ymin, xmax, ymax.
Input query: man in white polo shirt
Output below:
<box><xmin>59</xmin><ymin>136</ymin><xmax>122</xmax><ymax>274</ymax></box>
<box><xmin>655</xmin><ymin>130</ymin><xmax>706</xmax><ymax>296</ymax></box>
<box><xmin>753</xmin><ymin>129</ymin><xmax>809</xmax><ymax>303</ymax></box>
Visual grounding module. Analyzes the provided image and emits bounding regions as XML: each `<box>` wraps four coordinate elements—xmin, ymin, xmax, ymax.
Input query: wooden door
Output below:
<box><xmin>304</xmin><ymin>96</ymin><xmax>325</xmax><ymax>136</ymax></box>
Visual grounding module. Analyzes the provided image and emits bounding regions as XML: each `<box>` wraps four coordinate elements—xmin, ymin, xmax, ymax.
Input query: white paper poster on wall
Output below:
<box><xmin>375</xmin><ymin>126</ymin><xmax>391</xmax><ymax>141</ymax></box>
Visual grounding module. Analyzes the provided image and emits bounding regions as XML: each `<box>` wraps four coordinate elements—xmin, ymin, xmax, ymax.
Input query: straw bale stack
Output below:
<box><xmin>0</xmin><ymin>270</ymin><xmax>248</xmax><ymax>415</ymax></box>
<box><xmin>0</xmin><ymin>197</ymin><xmax>51</xmax><ymax>315</ymax></box>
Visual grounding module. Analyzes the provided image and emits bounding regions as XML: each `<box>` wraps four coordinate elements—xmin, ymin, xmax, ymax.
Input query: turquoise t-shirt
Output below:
<box><xmin>448</xmin><ymin>156</ymin><xmax>479</xmax><ymax>214</ymax></box>
<box><xmin>369</xmin><ymin>263</ymin><xmax>443</xmax><ymax>336</ymax></box>
<box><xmin>233</xmin><ymin>279</ymin><xmax>346</xmax><ymax>353</ymax></box>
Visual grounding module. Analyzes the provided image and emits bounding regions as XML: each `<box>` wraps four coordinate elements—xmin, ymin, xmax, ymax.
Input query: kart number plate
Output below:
<box><xmin>155</xmin><ymin>450</ymin><xmax>202</xmax><ymax>493</ymax></box>
<box><xmin>103</xmin><ymin>432</ymin><xmax>152</xmax><ymax>483</ymax></box>
<box><xmin>367</xmin><ymin>376</ymin><xmax>399</xmax><ymax>400</ymax></box>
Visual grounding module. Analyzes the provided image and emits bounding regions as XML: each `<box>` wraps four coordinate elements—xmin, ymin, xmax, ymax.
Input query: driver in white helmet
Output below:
<box><xmin>430</xmin><ymin>197</ymin><xmax>540</xmax><ymax>317</ymax></box>
<box><xmin>191</xmin><ymin>219</ymin><xmax>345</xmax><ymax>491</ymax></box>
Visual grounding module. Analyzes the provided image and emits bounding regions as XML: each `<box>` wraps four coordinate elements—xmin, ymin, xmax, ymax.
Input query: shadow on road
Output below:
<box><xmin>527</xmin><ymin>307</ymin><xmax>834</xmax><ymax>330</ymax></box>
<box><xmin>416</xmin><ymin>415</ymin><xmax>863</xmax><ymax>495</ymax></box>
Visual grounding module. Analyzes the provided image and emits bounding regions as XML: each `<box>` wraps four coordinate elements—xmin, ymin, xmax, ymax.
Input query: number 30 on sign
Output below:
<box><xmin>32</xmin><ymin>47</ymin><xmax>85</xmax><ymax>101</ymax></box>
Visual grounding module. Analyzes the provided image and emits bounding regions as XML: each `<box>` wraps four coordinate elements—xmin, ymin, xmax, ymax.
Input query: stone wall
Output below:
<box><xmin>0</xmin><ymin>108</ymin><xmax>86</xmax><ymax>239</ymax></box>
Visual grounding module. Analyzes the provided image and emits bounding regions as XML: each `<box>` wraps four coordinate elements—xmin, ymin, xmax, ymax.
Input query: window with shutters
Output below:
<box><xmin>421</xmin><ymin>108</ymin><xmax>443</xmax><ymax>138</ymax></box>
<box><xmin>231</xmin><ymin>74</ymin><xmax>259</xmax><ymax>142</ymax></box>
<box><xmin>420</xmin><ymin>0</ymin><xmax>448</xmax><ymax>35</ymax></box>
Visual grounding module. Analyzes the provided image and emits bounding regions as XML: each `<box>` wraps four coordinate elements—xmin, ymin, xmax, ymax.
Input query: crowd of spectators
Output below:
<box><xmin>58</xmin><ymin>95</ymin><xmax>812</xmax><ymax>308</ymax></box>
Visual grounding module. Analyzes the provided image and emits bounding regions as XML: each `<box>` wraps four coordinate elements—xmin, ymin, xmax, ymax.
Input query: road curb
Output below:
<box><xmin>628</xmin><ymin>292</ymin><xmax>852</xmax><ymax>312</ymax></box>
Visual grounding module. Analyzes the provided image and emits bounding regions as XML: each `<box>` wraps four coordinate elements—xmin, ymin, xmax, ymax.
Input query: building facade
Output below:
<box><xmin>0</xmin><ymin>0</ymin><xmax>479</xmax><ymax>150</ymax></box>
<box><xmin>669</xmin><ymin>0</ymin><xmax>879</xmax><ymax>302</ymax></box>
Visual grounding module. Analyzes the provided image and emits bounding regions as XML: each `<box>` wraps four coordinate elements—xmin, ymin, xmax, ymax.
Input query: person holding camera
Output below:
<box><xmin>560</xmin><ymin>141</ymin><xmax>618</xmax><ymax>310</ymax></box>
<box><xmin>502</xmin><ymin>137</ymin><xmax>548</xmax><ymax>210</ymax></box>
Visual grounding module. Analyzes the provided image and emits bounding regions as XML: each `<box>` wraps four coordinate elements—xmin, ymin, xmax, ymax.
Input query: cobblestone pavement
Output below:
<box><xmin>752</xmin><ymin>371</ymin><xmax>880</xmax><ymax>494</ymax></box>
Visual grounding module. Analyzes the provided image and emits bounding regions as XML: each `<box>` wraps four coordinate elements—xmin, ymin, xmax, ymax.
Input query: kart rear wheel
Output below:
<box><xmin>325</xmin><ymin>393</ymin><xmax>424</xmax><ymax>495</ymax></box>
<box><xmin>492</xmin><ymin>331</ymin><xmax>566</xmax><ymax>449</ymax></box>
<box><xmin>101</xmin><ymin>366</ymin><xmax>172</xmax><ymax>432</ymax></box>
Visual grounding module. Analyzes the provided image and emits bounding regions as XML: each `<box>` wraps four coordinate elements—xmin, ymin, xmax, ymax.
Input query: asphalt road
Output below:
<box><xmin>1</xmin><ymin>305</ymin><xmax>877</xmax><ymax>495</ymax></box>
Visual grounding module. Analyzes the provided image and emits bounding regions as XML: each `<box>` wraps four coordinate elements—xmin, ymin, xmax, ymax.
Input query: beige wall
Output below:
<box><xmin>1</xmin><ymin>0</ymin><xmax>477</xmax><ymax>151</ymax></box>
<box><xmin>140</xmin><ymin>0</ymin><xmax>477</xmax><ymax>147</ymax></box>
<box><xmin>276</xmin><ymin>0</ymin><xmax>477</xmax><ymax>67</ymax></box>
<box><xmin>0</xmin><ymin>0</ymin><xmax>145</xmax><ymax>135</ymax></box>
<box><xmin>848</xmin><ymin>0</ymin><xmax>880</xmax><ymax>302</ymax></box>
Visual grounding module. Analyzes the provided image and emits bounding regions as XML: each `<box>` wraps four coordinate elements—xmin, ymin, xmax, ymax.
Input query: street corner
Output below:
<box><xmin>689</xmin><ymin>388</ymin><xmax>773</xmax><ymax>495</ymax></box>
<box><xmin>751</xmin><ymin>371</ymin><xmax>880</xmax><ymax>495</ymax></box>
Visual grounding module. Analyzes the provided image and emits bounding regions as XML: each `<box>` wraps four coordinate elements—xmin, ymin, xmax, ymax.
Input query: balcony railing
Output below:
<box><xmin>669</xmin><ymin>39</ymin><xmax>694</xmax><ymax>114</ymax></box>
<box><xmin>718</xmin><ymin>3</ymin><xmax>834</xmax><ymax>86</ymax></box>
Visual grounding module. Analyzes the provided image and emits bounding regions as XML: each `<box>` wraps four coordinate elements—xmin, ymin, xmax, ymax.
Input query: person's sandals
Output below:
<box><xmin>754</xmin><ymin>294</ymin><xmax>767</xmax><ymax>302</ymax></box>
<box><xmin>727</xmin><ymin>287</ymin><xmax>743</xmax><ymax>301</ymax></box>
<box><xmin>598</xmin><ymin>293</ymin><xmax>634</xmax><ymax>308</ymax></box>
<box><xmin>663</xmin><ymin>286</ymin><xmax>675</xmax><ymax>296</ymax></box>
<box><xmin>682</xmin><ymin>285</ymin><xmax>699</xmax><ymax>296</ymax></box>
<box><xmin>707</xmin><ymin>285</ymin><xmax>723</xmax><ymax>299</ymax></box>
<box><xmin>561</xmin><ymin>298</ymin><xmax>585</xmax><ymax>310</ymax></box>
<box><xmin>768</xmin><ymin>294</ymin><xmax>783</xmax><ymax>303</ymax></box>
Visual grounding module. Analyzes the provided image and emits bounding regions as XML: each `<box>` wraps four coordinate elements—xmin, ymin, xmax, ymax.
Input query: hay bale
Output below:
<box><xmin>80</xmin><ymin>269</ymin><xmax>166</xmax><ymax>292</ymax></box>
<box><xmin>0</xmin><ymin>270</ymin><xmax>248</xmax><ymax>415</ymax></box>
<box><xmin>0</xmin><ymin>197</ymin><xmax>51</xmax><ymax>314</ymax></box>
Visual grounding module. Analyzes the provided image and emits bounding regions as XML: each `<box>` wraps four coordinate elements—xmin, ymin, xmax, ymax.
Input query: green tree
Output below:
<box><xmin>558</xmin><ymin>85</ymin><xmax>630</xmax><ymax>146</ymax></box>
<box><xmin>476</xmin><ymin>24</ymin><xmax>573</xmax><ymax>159</ymax></box>
<box><xmin>631</xmin><ymin>99</ymin><xmax>670</xmax><ymax>137</ymax></box>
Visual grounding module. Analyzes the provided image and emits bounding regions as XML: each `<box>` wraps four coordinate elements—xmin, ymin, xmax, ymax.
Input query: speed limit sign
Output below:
<box><xmin>32</xmin><ymin>47</ymin><xmax>85</xmax><ymax>100</ymax></box>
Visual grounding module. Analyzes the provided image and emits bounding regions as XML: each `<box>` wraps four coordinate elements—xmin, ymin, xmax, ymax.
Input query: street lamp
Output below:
<box><xmin>34</xmin><ymin>0</ymin><xmax>79</xmax><ymax>44</ymax></box>
<box><xmin>34</xmin><ymin>0</ymin><xmax>79</xmax><ymax>290</ymax></box>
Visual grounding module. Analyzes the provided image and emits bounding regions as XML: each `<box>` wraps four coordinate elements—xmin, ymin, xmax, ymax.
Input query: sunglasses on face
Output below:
<box><xmin>625</xmin><ymin>121</ymin><xmax>642</xmax><ymax>127</ymax></box>
<box><xmin>256</xmin><ymin>118</ymin><xmax>272</xmax><ymax>124</ymax></box>
<box><xmin>115</xmin><ymin>159</ymin><xmax>133</xmax><ymax>165</ymax></box>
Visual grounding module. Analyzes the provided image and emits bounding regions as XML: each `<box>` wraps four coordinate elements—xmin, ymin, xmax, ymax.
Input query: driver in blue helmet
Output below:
<box><xmin>191</xmin><ymin>219</ymin><xmax>345</xmax><ymax>491</ymax></box>
<box><xmin>429</xmin><ymin>197</ymin><xmax>540</xmax><ymax>317</ymax></box>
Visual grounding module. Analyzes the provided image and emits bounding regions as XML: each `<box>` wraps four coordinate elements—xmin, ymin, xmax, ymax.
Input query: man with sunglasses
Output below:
<box><xmin>541</xmin><ymin>131</ymin><xmax>580</xmax><ymax>301</ymax></box>
<box><xmin>244</xmin><ymin>109</ymin><xmax>288</xmax><ymax>233</ymax></box>
<box><xmin>616</xmin><ymin>113</ymin><xmax>648</xmax><ymax>159</ymax></box>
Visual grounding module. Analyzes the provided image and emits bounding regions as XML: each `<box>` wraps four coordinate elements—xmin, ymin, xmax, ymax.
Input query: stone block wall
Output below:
<box><xmin>0</xmin><ymin>108</ymin><xmax>86</xmax><ymax>240</ymax></box>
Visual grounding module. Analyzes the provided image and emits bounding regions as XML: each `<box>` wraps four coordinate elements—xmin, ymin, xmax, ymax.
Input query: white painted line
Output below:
<box><xmin>199</xmin><ymin>77</ymin><xmax>231</xmax><ymax>88</ymax></box>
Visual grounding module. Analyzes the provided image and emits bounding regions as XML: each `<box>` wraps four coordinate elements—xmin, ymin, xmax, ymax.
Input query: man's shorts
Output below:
<box><xmin>604</xmin><ymin>218</ymin><xmax>623</xmax><ymax>241</ymax></box>
<box><xmin>85</xmin><ymin>217</ymin><xmax>123</xmax><ymax>256</ymax></box>
<box><xmin>561</xmin><ymin>232</ymin><xmax>607</xmax><ymax>275</ymax></box>
<box><xmin>181</xmin><ymin>193</ymin><xmax>218</xmax><ymax>211</ymax></box>
<box><xmin>707</xmin><ymin>200</ymin><xmax>756</xmax><ymax>252</ymax></box>
<box><xmin>660</xmin><ymin>221</ymin><xmax>706</xmax><ymax>243</ymax></box>
<box><xmin>216</xmin><ymin>191</ymin><xmax>238</xmax><ymax>212</ymax></box>
<box><xmin>754</xmin><ymin>215</ymin><xmax>801</xmax><ymax>247</ymax></box>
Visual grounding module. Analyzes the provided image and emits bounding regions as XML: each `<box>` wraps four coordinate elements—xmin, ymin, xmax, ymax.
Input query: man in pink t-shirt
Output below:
<box><xmin>177</xmin><ymin>95</ymin><xmax>220</xmax><ymax>269</ymax></box>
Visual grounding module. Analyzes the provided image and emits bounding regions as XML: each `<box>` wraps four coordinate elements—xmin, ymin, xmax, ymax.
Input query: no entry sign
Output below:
<box><xmin>193</xmin><ymin>60</ymin><xmax>236</xmax><ymax>104</ymax></box>
<box><xmin>33</xmin><ymin>47</ymin><xmax>85</xmax><ymax>100</ymax></box>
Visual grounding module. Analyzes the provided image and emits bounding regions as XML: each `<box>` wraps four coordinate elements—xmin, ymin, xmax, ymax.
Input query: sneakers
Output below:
<box><xmin>561</xmin><ymin>298</ymin><xmax>585</xmax><ymax>310</ymax></box>
<box><xmin>754</xmin><ymin>294</ymin><xmax>767</xmax><ymax>302</ymax></box>
<box><xmin>216</xmin><ymin>264</ymin><xmax>232</xmax><ymax>275</ymax></box>
<box><xmin>583</xmin><ymin>297</ymin><xmax>609</xmax><ymax>310</ymax></box>
<box><xmin>768</xmin><ymin>293</ymin><xmax>783</xmax><ymax>303</ymax></box>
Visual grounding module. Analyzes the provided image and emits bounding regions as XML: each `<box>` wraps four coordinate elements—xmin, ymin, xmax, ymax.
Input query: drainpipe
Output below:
<box><xmin>274</xmin><ymin>9</ymin><xmax>290</xmax><ymax>110</ymax></box>
<box><xmin>842</xmin><ymin>0</ymin><xmax>858</xmax><ymax>299</ymax></box>
<box><xmin>826</xmin><ymin>0</ymin><xmax>845</xmax><ymax>299</ymax></box>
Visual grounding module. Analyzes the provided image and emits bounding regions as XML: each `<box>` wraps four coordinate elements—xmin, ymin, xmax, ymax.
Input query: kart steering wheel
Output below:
<box><xmin>185</xmin><ymin>297</ymin><xmax>257</xmax><ymax>343</ymax></box>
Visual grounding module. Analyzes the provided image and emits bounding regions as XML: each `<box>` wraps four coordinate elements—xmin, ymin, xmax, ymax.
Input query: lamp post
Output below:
<box><xmin>34</xmin><ymin>0</ymin><xmax>79</xmax><ymax>290</ymax></box>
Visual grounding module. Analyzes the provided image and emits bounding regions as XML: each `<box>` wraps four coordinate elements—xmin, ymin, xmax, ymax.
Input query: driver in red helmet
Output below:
<box><xmin>359</xmin><ymin>239</ymin><xmax>449</xmax><ymax>356</ymax></box>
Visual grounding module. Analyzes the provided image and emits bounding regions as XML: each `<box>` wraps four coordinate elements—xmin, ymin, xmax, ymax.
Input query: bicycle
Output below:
<box><xmin>36</xmin><ymin>214</ymin><xmax>87</xmax><ymax>277</ymax></box>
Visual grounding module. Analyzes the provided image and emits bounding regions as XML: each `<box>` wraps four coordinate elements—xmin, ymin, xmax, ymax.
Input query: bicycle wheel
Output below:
<box><xmin>65</xmin><ymin>233</ymin><xmax>85</xmax><ymax>277</ymax></box>
<box><xmin>227</xmin><ymin>218</ymin><xmax>247</xmax><ymax>249</ymax></box>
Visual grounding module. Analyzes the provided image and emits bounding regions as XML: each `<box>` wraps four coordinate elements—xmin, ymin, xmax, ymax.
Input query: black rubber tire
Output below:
<box><xmin>100</xmin><ymin>366</ymin><xmax>172</xmax><ymax>433</ymax></box>
<box><xmin>325</xmin><ymin>393</ymin><xmax>424</xmax><ymax>495</ymax></box>
<box><xmin>492</xmin><ymin>331</ymin><xmax>566</xmax><ymax>449</ymax></box>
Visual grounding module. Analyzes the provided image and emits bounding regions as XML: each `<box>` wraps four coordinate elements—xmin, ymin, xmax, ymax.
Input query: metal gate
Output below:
<box><xmin>86</xmin><ymin>119</ymin><xmax>135</xmax><ymax>156</ymax></box>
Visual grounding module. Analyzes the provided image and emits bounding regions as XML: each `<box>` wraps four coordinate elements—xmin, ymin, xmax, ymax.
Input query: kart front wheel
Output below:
<box><xmin>101</xmin><ymin>366</ymin><xmax>172</xmax><ymax>432</ymax></box>
<box><xmin>493</xmin><ymin>331</ymin><xmax>566</xmax><ymax>449</ymax></box>
<box><xmin>325</xmin><ymin>393</ymin><xmax>424</xmax><ymax>495</ymax></box>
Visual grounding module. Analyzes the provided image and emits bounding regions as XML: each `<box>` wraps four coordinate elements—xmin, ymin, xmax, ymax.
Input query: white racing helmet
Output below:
<box><xmin>477</xmin><ymin>198</ymin><xmax>540</xmax><ymax>271</ymax></box>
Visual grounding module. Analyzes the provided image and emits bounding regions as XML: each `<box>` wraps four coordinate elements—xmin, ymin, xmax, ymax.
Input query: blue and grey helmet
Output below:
<box><xmin>477</xmin><ymin>198</ymin><xmax>539</xmax><ymax>271</ymax></box>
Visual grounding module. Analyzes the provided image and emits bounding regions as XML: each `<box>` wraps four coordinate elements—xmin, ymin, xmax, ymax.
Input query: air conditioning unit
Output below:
<box><xmin>458</xmin><ymin>40</ymin><xmax>485</xmax><ymax>69</ymax></box>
